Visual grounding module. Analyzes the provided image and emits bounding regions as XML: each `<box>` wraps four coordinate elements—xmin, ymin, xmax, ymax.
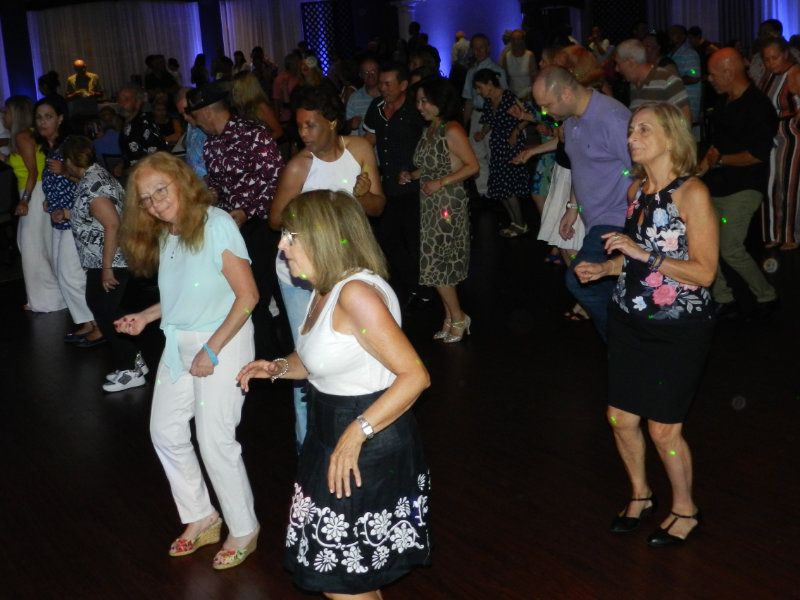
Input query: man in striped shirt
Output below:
<box><xmin>614</xmin><ymin>38</ymin><xmax>691</xmax><ymax>122</ymax></box>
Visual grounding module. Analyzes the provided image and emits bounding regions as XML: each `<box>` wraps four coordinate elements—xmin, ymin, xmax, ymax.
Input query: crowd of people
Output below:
<box><xmin>0</xmin><ymin>13</ymin><xmax>796</xmax><ymax>599</ymax></box>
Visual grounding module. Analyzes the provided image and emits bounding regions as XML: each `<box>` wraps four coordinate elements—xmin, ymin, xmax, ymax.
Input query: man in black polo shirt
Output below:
<box><xmin>363</xmin><ymin>62</ymin><xmax>425</xmax><ymax>303</ymax></box>
<box><xmin>698</xmin><ymin>48</ymin><xmax>778</xmax><ymax>318</ymax></box>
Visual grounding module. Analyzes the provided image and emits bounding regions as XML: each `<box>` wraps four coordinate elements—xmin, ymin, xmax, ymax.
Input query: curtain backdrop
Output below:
<box><xmin>650</xmin><ymin>0</ymin><xmax>798</xmax><ymax>46</ymax></box>
<box><xmin>669</xmin><ymin>0</ymin><xmax>720</xmax><ymax>42</ymax></box>
<box><xmin>759</xmin><ymin>0</ymin><xmax>800</xmax><ymax>37</ymax></box>
<box><xmin>27</xmin><ymin>1</ymin><xmax>203</xmax><ymax>99</ymax></box>
<box><xmin>219</xmin><ymin>0</ymin><xmax>305</xmax><ymax>66</ymax></box>
<box><xmin>0</xmin><ymin>19</ymin><xmax>10</xmax><ymax>102</ymax></box>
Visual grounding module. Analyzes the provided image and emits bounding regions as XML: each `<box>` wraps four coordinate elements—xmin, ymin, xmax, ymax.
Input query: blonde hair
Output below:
<box><xmin>231</xmin><ymin>71</ymin><xmax>272</xmax><ymax>124</ymax></box>
<box><xmin>121</xmin><ymin>152</ymin><xmax>213</xmax><ymax>277</ymax></box>
<box><xmin>629</xmin><ymin>103</ymin><xmax>697</xmax><ymax>179</ymax></box>
<box><xmin>281</xmin><ymin>190</ymin><xmax>388</xmax><ymax>294</ymax></box>
<box><xmin>5</xmin><ymin>96</ymin><xmax>34</xmax><ymax>154</ymax></box>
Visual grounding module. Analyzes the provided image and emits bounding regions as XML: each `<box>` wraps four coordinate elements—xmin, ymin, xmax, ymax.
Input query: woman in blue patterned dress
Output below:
<box><xmin>35</xmin><ymin>98</ymin><xmax>98</xmax><ymax>343</ymax></box>
<box><xmin>575</xmin><ymin>104</ymin><xmax>718</xmax><ymax>547</ymax></box>
<box><xmin>473</xmin><ymin>69</ymin><xmax>531</xmax><ymax>237</ymax></box>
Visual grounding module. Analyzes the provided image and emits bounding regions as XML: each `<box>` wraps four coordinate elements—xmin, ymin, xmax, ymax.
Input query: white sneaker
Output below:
<box><xmin>103</xmin><ymin>368</ymin><xmax>146</xmax><ymax>393</ymax></box>
<box><xmin>106</xmin><ymin>352</ymin><xmax>149</xmax><ymax>382</ymax></box>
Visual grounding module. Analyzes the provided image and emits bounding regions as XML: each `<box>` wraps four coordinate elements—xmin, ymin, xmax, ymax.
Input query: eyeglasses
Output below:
<box><xmin>281</xmin><ymin>228</ymin><xmax>300</xmax><ymax>246</ymax></box>
<box><xmin>139</xmin><ymin>181</ymin><xmax>173</xmax><ymax>208</ymax></box>
<box><xmin>360</xmin><ymin>70</ymin><xmax>378</xmax><ymax>76</ymax></box>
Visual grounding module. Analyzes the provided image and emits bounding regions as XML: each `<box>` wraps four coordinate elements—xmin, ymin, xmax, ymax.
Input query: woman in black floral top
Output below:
<box><xmin>575</xmin><ymin>103</ymin><xmax>718</xmax><ymax>547</ymax></box>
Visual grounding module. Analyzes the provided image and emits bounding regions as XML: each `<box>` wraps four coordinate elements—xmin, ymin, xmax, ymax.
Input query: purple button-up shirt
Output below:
<box><xmin>565</xmin><ymin>90</ymin><xmax>632</xmax><ymax>231</ymax></box>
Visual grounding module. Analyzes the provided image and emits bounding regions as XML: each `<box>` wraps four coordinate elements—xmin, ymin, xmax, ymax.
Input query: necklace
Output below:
<box><xmin>308</xmin><ymin>292</ymin><xmax>323</xmax><ymax>319</ymax></box>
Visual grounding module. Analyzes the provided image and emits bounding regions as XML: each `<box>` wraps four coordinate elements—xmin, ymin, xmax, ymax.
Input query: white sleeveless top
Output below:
<box><xmin>276</xmin><ymin>140</ymin><xmax>362</xmax><ymax>284</ymax></box>
<box><xmin>506</xmin><ymin>50</ymin><xmax>534</xmax><ymax>98</ymax></box>
<box><xmin>296</xmin><ymin>271</ymin><xmax>401</xmax><ymax>395</ymax></box>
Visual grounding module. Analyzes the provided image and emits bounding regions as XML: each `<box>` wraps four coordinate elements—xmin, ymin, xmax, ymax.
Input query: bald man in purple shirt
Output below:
<box><xmin>534</xmin><ymin>66</ymin><xmax>632</xmax><ymax>340</ymax></box>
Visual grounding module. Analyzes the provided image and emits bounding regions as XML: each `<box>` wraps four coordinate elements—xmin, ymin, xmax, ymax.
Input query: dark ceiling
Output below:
<box><xmin>25</xmin><ymin>0</ymin><xmax>194</xmax><ymax>10</ymax></box>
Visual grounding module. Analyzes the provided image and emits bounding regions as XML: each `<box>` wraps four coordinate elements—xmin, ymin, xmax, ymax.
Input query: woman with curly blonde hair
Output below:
<box><xmin>117</xmin><ymin>151</ymin><xmax>262</xmax><ymax>570</ymax></box>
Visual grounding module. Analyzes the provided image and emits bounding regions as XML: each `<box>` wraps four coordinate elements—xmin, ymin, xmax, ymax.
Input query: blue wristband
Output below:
<box><xmin>202</xmin><ymin>343</ymin><xmax>219</xmax><ymax>366</ymax></box>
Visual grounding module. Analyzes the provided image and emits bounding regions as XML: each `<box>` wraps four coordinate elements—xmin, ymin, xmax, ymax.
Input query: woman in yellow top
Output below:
<box><xmin>3</xmin><ymin>95</ymin><xmax>64</xmax><ymax>312</ymax></box>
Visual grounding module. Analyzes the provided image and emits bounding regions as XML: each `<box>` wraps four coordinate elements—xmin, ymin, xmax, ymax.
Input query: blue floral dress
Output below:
<box><xmin>608</xmin><ymin>177</ymin><xmax>715</xmax><ymax>424</ymax></box>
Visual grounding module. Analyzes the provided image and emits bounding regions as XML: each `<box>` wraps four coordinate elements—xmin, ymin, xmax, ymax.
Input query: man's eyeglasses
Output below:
<box><xmin>281</xmin><ymin>228</ymin><xmax>300</xmax><ymax>246</ymax></box>
<box><xmin>139</xmin><ymin>181</ymin><xmax>173</xmax><ymax>208</ymax></box>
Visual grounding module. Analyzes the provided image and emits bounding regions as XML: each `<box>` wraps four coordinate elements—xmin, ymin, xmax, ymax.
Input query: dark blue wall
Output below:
<box><xmin>1</xmin><ymin>3</ymin><xmax>37</xmax><ymax>98</ymax></box>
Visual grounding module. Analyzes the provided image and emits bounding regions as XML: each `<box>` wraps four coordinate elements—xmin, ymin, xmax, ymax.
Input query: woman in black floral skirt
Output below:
<box><xmin>238</xmin><ymin>190</ymin><xmax>431</xmax><ymax>598</ymax></box>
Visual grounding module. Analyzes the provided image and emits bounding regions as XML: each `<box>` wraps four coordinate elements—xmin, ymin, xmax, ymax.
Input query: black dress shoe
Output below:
<box><xmin>610</xmin><ymin>495</ymin><xmax>658</xmax><ymax>533</ymax></box>
<box><xmin>715</xmin><ymin>302</ymin><xmax>740</xmax><ymax>320</ymax></box>
<box><xmin>76</xmin><ymin>336</ymin><xmax>107</xmax><ymax>348</ymax></box>
<box><xmin>64</xmin><ymin>331</ymin><xmax>87</xmax><ymax>344</ymax></box>
<box><xmin>647</xmin><ymin>510</ymin><xmax>701</xmax><ymax>547</ymax></box>
<box><xmin>748</xmin><ymin>299</ymin><xmax>780</xmax><ymax>321</ymax></box>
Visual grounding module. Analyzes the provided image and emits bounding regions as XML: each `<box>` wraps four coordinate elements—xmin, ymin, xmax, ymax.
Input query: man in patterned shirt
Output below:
<box><xmin>118</xmin><ymin>84</ymin><xmax>167</xmax><ymax>172</ymax></box>
<box><xmin>614</xmin><ymin>38</ymin><xmax>691</xmax><ymax>122</ymax></box>
<box><xmin>187</xmin><ymin>82</ymin><xmax>284</xmax><ymax>356</ymax></box>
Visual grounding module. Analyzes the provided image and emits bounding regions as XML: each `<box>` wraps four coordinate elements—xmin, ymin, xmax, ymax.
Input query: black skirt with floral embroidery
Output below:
<box><xmin>284</xmin><ymin>387</ymin><xmax>432</xmax><ymax>594</ymax></box>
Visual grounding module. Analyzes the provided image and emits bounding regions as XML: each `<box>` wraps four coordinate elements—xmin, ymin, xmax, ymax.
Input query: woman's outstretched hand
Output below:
<box><xmin>236</xmin><ymin>360</ymin><xmax>283</xmax><ymax>392</ymax></box>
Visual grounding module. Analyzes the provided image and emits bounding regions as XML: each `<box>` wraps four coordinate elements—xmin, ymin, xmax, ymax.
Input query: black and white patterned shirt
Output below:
<box><xmin>120</xmin><ymin>110</ymin><xmax>167</xmax><ymax>167</ymax></box>
<box><xmin>71</xmin><ymin>164</ymin><xmax>127</xmax><ymax>269</ymax></box>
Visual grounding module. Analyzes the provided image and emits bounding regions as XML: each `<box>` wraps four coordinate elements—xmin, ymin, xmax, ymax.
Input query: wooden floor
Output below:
<box><xmin>2</xmin><ymin>206</ymin><xmax>799</xmax><ymax>600</ymax></box>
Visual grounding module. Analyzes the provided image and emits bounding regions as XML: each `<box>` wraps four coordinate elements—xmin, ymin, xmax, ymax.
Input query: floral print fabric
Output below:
<box><xmin>612</xmin><ymin>177</ymin><xmax>714</xmax><ymax>320</ymax></box>
<box><xmin>286</xmin><ymin>471</ymin><xmax>431</xmax><ymax>578</ymax></box>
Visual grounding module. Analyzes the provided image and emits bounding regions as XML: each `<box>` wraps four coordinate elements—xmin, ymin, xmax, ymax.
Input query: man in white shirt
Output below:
<box><xmin>346</xmin><ymin>57</ymin><xmax>381</xmax><ymax>136</ymax></box>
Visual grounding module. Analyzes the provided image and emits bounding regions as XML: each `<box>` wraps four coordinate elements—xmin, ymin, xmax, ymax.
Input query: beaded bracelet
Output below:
<box><xmin>271</xmin><ymin>357</ymin><xmax>290</xmax><ymax>382</ymax></box>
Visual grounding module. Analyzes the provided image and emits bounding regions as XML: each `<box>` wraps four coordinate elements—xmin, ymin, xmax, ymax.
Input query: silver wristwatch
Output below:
<box><xmin>356</xmin><ymin>415</ymin><xmax>375</xmax><ymax>440</ymax></box>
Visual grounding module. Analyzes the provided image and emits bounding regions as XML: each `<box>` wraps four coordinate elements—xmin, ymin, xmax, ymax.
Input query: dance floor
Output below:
<box><xmin>2</xmin><ymin>207</ymin><xmax>798</xmax><ymax>599</ymax></box>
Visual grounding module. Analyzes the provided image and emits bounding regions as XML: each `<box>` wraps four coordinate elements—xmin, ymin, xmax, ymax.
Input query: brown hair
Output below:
<box><xmin>121</xmin><ymin>152</ymin><xmax>213</xmax><ymax>277</ymax></box>
<box><xmin>61</xmin><ymin>135</ymin><xmax>96</xmax><ymax>168</ymax></box>
<box><xmin>281</xmin><ymin>190</ymin><xmax>388</xmax><ymax>294</ymax></box>
<box><xmin>629</xmin><ymin>102</ymin><xmax>697</xmax><ymax>179</ymax></box>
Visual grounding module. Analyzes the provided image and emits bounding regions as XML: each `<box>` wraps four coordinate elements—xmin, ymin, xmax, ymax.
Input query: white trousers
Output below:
<box><xmin>52</xmin><ymin>228</ymin><xmax>93</xmax><ymax>324</ymax></box>
<box><xmin>17</xmin><ymin>183</ymin><xmax>66</xmax><ymax>312</ymax></box>
<box><xmin>469</xmin><ymin>109</ymin><xmax>491</xmax><ymax>197</ymax></box>
<box><xmin>150</xmin><ymin>320</ymin><xmax>258</xmax><ymax>536</ymax></box>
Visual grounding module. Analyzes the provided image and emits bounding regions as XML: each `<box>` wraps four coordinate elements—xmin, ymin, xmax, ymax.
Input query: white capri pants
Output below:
<box><xmin>150</xmin><ymin>320</ymin><xmax>258</xmax><ymax>537</ymax></box>
<box><xmin>17</xmin><ymin>183</ymin><xmax>65</xmax><ymax>312</ymax></box>
<box><xmin>52</xmin><ymin>227</ymin><xmax>93</xmax><ymax>324</ymax></box>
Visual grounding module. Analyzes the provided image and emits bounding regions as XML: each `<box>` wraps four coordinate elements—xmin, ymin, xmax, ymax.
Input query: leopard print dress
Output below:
<box><xmin>414</xmin><ymin>122</ymin><xmax>470</xmax><ymax>287</ymax></box>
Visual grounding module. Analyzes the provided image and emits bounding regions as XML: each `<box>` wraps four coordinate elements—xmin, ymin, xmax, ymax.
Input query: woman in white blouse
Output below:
<box><xmin>238</xmin><ymin>190</ymin><xmax>430</xmax><ymax>600</ymax></box>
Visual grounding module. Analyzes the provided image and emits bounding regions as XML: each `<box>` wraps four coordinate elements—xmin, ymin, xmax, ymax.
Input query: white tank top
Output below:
<box><xmin>296</xmin><ymin>271</ymin><xmax>401</xmax><ymax>395</ymax></box>
<box><xmin>506</xmin><ymin>50</ymin><xmax>534</xmax><ymax>98</ymax></box>
<box><xmin>276</xmin><ymin>139</ymin><xmax>362</xmax><ymax>284</ymax></box>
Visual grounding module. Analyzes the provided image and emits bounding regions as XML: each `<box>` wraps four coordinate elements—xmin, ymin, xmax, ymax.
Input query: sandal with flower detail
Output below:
<box><xmin>169</xmin><ymin>517</ymin><xmax>223</xmax><ymax>557</ymax></box>
<box><xmin>212</xmin><ymin>527</ymin><xmax>259</xmax><ymax>570</ymax></box>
